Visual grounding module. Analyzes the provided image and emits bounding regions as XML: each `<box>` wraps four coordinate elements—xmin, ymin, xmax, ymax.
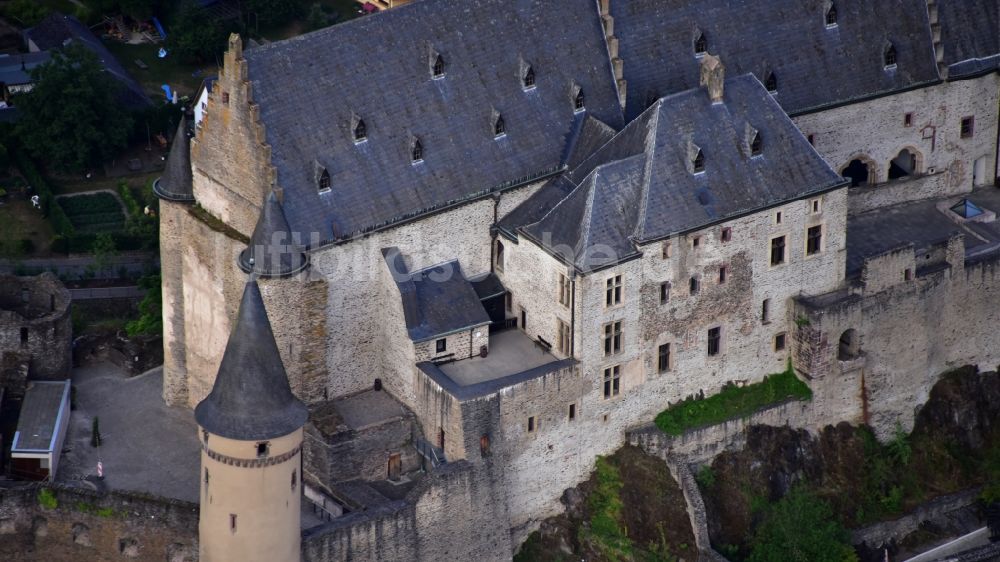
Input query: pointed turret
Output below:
<box><xmin>194</xmin><ymin>279</ymin><xmax>307</xmax><ymax>440</ymax></box>
<box><xmin>237</xmin><ymin>192</ymin><xmax>309</xmax><ymax>278</ymax></box>
<box><xmin>153</xmin><ymin>115</ymin><xmax>195</xmax><ymax>202</ymax></box>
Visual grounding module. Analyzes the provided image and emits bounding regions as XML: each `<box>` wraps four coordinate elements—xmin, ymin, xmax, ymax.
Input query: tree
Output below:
<box><xmin>91</xmin><ymin>232</ymin><xmax>118</xmax><ymax>276</ymax></box>
<box><xmin>126</xmin><ymin>274</ymin><xmax>162</xmax><ymax>337</ymax></box>
<box><xmin>166</xmin><ymin>0</ymin><xmax>225</xmax><ymax>63</ymax></box>
<box><xmin>15</xmin><ymin>44</ymin><xmax>132</xmax><ymax>173</ymax></box>
<box><xmin>305</xmin><ymin>3</ymin><xmax>328</xmax><ymax>31</ymax></box>
<box><xmin>245</xmin><ymin>0</ymin><xmax>307</xmax><ymax>27</ymax></box>
<box><xmin>748</xmin><ymin>488</ymin><xmax>858</xmax><ymax>562</ymax></box>
<box><xmin>4</xmin><ymin>0</ymin><xmax>50</xmax><ymax>26</ymax></box>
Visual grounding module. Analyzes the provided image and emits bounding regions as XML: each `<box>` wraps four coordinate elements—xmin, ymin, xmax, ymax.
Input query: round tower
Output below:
<box><xmin>194</xmin><ymin>279</ymin><xmax>308</xmax><ymax>562</ymax></box>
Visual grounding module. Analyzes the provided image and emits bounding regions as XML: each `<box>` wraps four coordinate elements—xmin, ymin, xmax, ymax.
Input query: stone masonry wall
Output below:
<box><xmin>794</xmin><ymin>75</ymin><xmax>1000</xmax><ymax>213</ymax></box>
<box><xmin>0</xmin><ymin>272</ymin><xmax>72</xmax><ymax>379</ymax></box>
<box><xmin>0</xmin><ymin>484</ymin><xmax>198</xmax><ymax>562</ymax></box>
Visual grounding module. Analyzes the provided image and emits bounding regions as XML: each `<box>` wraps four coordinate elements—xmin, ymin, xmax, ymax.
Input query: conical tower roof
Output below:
<box><xmin>153</xmin><ymin>115</ymin><xmax>195</xmax><ymax>202</ymax></box>
<box><xmin>194</xmin><ymin>279</ymin><xmax>308</xmax><ymax>440</ymax></box>
<box><xmin>238</xmin><ymin>192</ymin><xmax>309</xmax><ymax>277</ymax></box>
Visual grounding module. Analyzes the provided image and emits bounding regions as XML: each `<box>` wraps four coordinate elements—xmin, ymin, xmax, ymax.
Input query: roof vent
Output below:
<box><xmin>699</xmin><ymin>53</ymin><xmax>724</xmax><ymax>103</ymax></box>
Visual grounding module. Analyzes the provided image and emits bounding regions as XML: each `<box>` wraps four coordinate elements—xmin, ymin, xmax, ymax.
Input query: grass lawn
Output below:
<box><xmin>103</xmin><ymin>40</ymin><xmax>214</xmax><ymax>100</ymax></box>
<box><xmin>654</xmin><ymin>366</ymin><xmax>812</xmax><ymax>436</ymax></box>
<box><xmin>0</xmin><ymin>197</ymin><xmax>56</xmax><ymax>256</ymax></box>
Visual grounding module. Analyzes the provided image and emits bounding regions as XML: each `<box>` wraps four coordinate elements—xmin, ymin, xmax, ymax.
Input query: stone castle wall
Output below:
<box><xmin>0</xmin><ymin>272</ymin><xmax>72</xmax><ymax>379</ymax></box>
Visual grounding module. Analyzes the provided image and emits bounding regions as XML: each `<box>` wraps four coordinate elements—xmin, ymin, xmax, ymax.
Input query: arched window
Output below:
<box><xmin>825</xmin><ymin>3</ymin><xmax>837</xmax><ymax>25</ymax></box>
<box><xmin>318</xmin><ymin>169</ymin><xmax>331</xmax><ymax>191</ymax></box>
<box><xmin>694</xmin><ymin>32</ymin><xmax>707</xmax><ymax>55</ymax></box>
<box><xmin>523</xmin><ymin>66</ymin><xmax>535</xmax><ymax>89</ymax></box>
<box><xmin>838</xmin><ymin>329</ymin><xmax>859</xmax><ymax>360</ymax></box>
<box><xmin>494</xmin><ymin>114</ymin><xmax>506</xmax><ymax>137</ymax></box>
<box><xmin>432</xmin><ymin>55</ymin><xmax>445</xmax><ymax>78</ymax></box>
<box><xmin>764</xmin><ymin>72</ymin><xmax>777</xmax><ymax>93</ymax></box>
<box><xmin>751</xmin><ymin>132</ymin><xmax>763</xmax><ymax>156</ymax></box>
<box><xmin>884</xmin><ymin>44</ymin><xmax>897</xmax><ymax>67</ymax></box>
<box><xmin>693</xmin><ymin>149</ymin><xmax>705</xmax><ymax>173</ymax></box>
<box><xmin>574</xmin><ymin>89</ymin><xmax>585</xmax><ymax>111</ymax></box>
<box><xmin>354</xmin><ymin>119</ymin><xmax>367</xmax><ymax>142</ymax></box>
<box><xmin>842</xmin><ymin>159</ymin><xmax>871</xmax><ymax>187</ymax></box>
<box><xmin>889</xmin><ymin>148</ymin><xmax>918</xmax><ymax>179</ymax></box>
<box><xmin>412</xmin><ymin>139</ymin><xmax>423</xmax><ymax>163</ymax></box>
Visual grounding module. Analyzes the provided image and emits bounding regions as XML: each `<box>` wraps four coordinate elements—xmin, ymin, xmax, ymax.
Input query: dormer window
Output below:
<box><xmin>523</xmin><ymin>66</ymin><xmax>535</xmax><ymax>89</ymax></box>
<box><xmin>411</xmin><ymin>139</ymin><xmax>423</xmax><ymax>163</ymax></box>
<box><xmin>574</xmin><ymin>89</ymin><xmax>585</xmax><ymax>112</ymax></box>
<box><xmin>432</xmin><ymin>55</ymin><xmax>445</xmax><ymax>78</ymax></box>
<box><xmin>693</xmin><ymin>149</ymin><xmax>705</xmax><ymax>173</ymax></box>
<box><xmin>318</xmin><ymin>169</ymin><xmax>331</xmax><ymax>191</ymax></box>
<box><xmin>751</xmin><ymin>132</ymin><xmax>763</xmax><ymax>156</ymax></box>
<box><xmin>825</xmin><ymin>3</ymin><xmax>837</xmax><ymax>26</ymax></box>
<box><xmin>764</xmin><ymin>72</ymin><xmax>777</xmax><ymax>93</ymax></box>
<box><xmin>494</xmin><ymin>114</ymin><xmax>506</xmax><ymax>137</ymax></box>
<box><xmin>694</xmin><ymin>32</ymin><xmax>707</xmax><ymax>55</ymax></box>
<box><xmin>884</xmin><ymin>44</ymin><xmax>897</xmax><ymax>68</ymax></box>
<box><xmin>354</xmin><ymin>119</ymin><xmax>367</xmax><ymax>142</ymax></box>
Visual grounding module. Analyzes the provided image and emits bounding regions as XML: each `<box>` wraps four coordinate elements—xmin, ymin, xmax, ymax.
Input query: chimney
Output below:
<box><xmin>699</xmin><ymin>53</ymin><xmax>725</xmax><ymax>103</ymax></box>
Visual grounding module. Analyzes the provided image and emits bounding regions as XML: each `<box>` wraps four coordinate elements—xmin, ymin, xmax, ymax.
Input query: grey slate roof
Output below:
<box><xmin>153</xmin><ymin>116</ymin><xmax>195</xmax><ymax>202</ymax></box>
<box><xmin>938</xmin><ymin>0</ymin><xmax>1000</xmax><ymax>66</ymax></box>
<box><xmin>12</xmin><ymin>380</ymin><xmax>70</xmax><ymax>452</ymax></box>
<box><xmin>238</xmin><ymin>192</ymin><xmax>309</xmax><ymax>278</ymax></box>
<box><xmin>241</xmin><ymin>0</ymin><xmax>624</xmax><ymax>244</ymax></box>
<box><xmin>195</xmin><ymin>280</ymin><xmax>308</xmax><ymax>440</ymax></box>
<box><xmin>521</xmin><ymin>75</ymin><xmax>846</xmax><ymax>271</ymax></box>
<box><xmin>26</xmin><ymin>13</ymin><xmax>149</xmax><ymax>109</ymax></box>
<box><xmin>610</xmin><ymin>0</ymin><xmax>940</xmax><ymax>119</ymax></box>
<box><xmin>0</xmin><ymin>52</ymin><xmax>51</xmax><ymax>86</ymax></box>
<box><xmin>383</xmin><ymin>248</ymin><xmax>491</xmax><ymax>343</ymax></box>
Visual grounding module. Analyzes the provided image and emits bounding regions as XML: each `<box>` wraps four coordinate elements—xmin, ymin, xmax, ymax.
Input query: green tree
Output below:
<box><xmin>15</xmin><ymin>44</ymin><xmax>133</xmax><ymax>172</ymax></box>
<box><xmin>305</xmin><ymin>3</ymin><xmax>328</xmax><ymax>31</ymax></box>
<box><xmin>245</xmin><ymin>0</ymin><xmax>307</xmax><ymax>26</ymax></box>
<box><xmin>748</xmin><ymin>488</ymin><xmax>858</xmax><ymax>562</ymax></box>
<box><xmin>91</xmin><ymin>232</ymin><xmax>118</xmax><ymax>276</ymax></box>
<box><xmin>126</xmin><ymin>274</ymin><xmax>162</xmax><ymax>337</ymax></box>
<box><xmin>166</xmin><ymin>1</ymin><xmax>225</xmax><ymax>63</ymax></box>
<box><xmin>4</xmin><ymin>0</ymin><xmax>50</xmax><ymax>26</ymax></box>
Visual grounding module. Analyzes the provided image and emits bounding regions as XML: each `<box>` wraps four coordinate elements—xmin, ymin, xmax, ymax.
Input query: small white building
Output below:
<box><xmin>11</xmin><ymin>379</ymin><xmax>71</xmax><ymax>481</ymax></box>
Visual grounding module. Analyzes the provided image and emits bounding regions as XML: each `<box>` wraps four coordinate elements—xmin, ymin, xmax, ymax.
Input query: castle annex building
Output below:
<box><xmin>156</xmin><ymin>0</ymin><xmax>1000</xmax><ymax>559</ymax></box>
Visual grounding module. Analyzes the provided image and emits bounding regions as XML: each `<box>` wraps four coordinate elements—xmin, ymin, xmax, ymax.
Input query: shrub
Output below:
<box><xmin>126</xmin><ymin>274</ymin><xmax>162</xmax><ymax>337</ymax></box>
<box><xmin>695</xmin><ymin>465</ymin><xmax>716</xmax><ymax>489</ymax></box>
<box><xmin>748</xmin><ymin>487</ymin><xmax>858</xmax><ymax>562</ymax></box>
<box><xmin>37</xmin><ymin>488</ymin><xmax>58</xmax><ymax>510</ymax></box>
<box><xmin>579</xmin><ymin>456</ymin><xmax>633</xmax><ymax>560</ymax></box>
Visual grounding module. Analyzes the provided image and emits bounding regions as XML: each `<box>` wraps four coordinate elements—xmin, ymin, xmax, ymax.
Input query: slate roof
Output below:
<box><xmin>383</xmin><ymin>248</ymin><xmax>491</xmax><ymax>343</ymax></box>
<box><xmin>195</xmin><ymin>280</ymin><xmax>308</xmax><ymax>440</ymax></box>
<box><xmin>520</xmin><ymin>75</ymin><xmax>846</xmax><ymax>271</ymax></box>
<box><xmin>238</xmin><ymin>192</ymin><xmax>309</xmax><ymax>278</ymax></box>
<box><xmin>12</xmin><ymin>380</ymin><xmax>70</xmax><ymax>452</ymax></box>
<box><xmin>26</xmin><ymin>13</ymin><xmax>149</xmax><ymax>109</ymax></box>
<box><xmin>610</xmin><ymin>0</ymin><xmax>940</xmax><ymax>119</ymax></box>
<box><xmin>241</xmin><ymin>0</ymin><xmax>624</xmax><ymax>244</ymax></box>
<box><xmin>938</xmin><ymin>0</ymin><xmax>1000</xmax><ymax>66</ymax></box>
<box><xmin>153</xmin><ymin>116</ymin><xmax>195</xmax><ymax>202</ymax></box>
<box><xmin>0</xmin><ymin>52</ymin><xmax>51</xmax><ymax>86</ymax></box>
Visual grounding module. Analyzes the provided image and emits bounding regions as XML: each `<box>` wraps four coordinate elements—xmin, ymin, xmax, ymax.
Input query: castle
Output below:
<box><xmin>155</xmin><ymin>0</ymin><xmax>1000</xmax><ymax>558</ymax></box>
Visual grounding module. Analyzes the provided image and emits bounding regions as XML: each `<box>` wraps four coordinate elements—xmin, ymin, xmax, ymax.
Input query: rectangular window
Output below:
<box><xmin>658</xmin><ymin>343</ymin><xmax>671</xmax><ymax>373</ymax></box>
<box><xmin>527</xmin><ymin>416</ymin><xmax>536</xmax><ymax>432</ymax></box>
<box><xmin>662</xmin><ymin>240</ymin><xmax>671</xmax><ymax>259</ymax></box>
<box><xmin>719</xmin><ymin>265</ymin><xmax>727</xmax><ymax>284</ymax></box>
<box><xmin>603</xmin><ymin>321</ymin><xmax>623</xmax><ymax>356</ymax></box>
<box><xmin>707</xmin><ymin>327</ymin><xmax>721</xmax><ymax>356</ymax></box>
<box><xmin>557</xmin><ymin>320</ymin><xmax>571</xmax><ymax>354</ymax></box>
<box><xmin>692</xmin><ymin>236</ymin><xmax>701</xmax><ymax>249</ymax></box>
<box><xmin>806</xmin><ymin>225</ymin><xmax>822</xmax><ymax>255</ymax></box>
<box><xmin>762</xmin><ymin>298</ymin><xmax>771</xmax><ymax>323</ymax></box>
<box><xmin>19</xmin><ymin>327</ymin><xmax>27</xmax><ymax>347</ymax></box>
<box><xmin>558</xmin><ymin>274</ymin><xmax>571</xmax><ymax>307</ymax></box>
<box><xmin>774</xmin><ymin>332</ymin><xmax>786</xmax><ymax>351</ymax></box>
<box><xmin>961</xmin><ymin>116</ymin><xmax>975</xmax><ymax>138</ymax></box>
<box><xmin>807</xmin><ymin>134</ymin><xmax>815</xmax><ymax>145</ymax></box>
<box><xmin>775</xmin><ymin>211</ymin><xmax>783</xmax><ymax>224</ymax></box>
<box><xmin>659</xmin><ymin>282</ymin><xmax>670</xmax><ymax>304</ymax></box>
<box><xmin>904</xmin><ymin>268</ymin><xmax>913</xmax><ymax>281</ymax></box>
<box><xmin>605</xmin><ymin>275</ymin><xmax>622</xmax><ymax>306</ymax></box>
<box><xmin>904</xmin><ymin>112</ymin><xmax>913</xmax><ymax>127</ymax></box>
<box><xmin>568</xmin><ymin>403</ymin><xmax>576</xmax><ymax>421</ymax></box>
<box><xmin>603</xmin><ymin>365</ymin><xmax>621</xmax><ymax>398</ymax></box>
<box><xmin>222</xmin><ymin>91</ymin><xmax>230</xmax><ymax>105</ymax></box>
<box><xmin>435</xmin><ymin>338</ymin><xmax>447</xmax><ymax>353</ymax></box>
<box><xmin>810</xmin><ymin>198</ymin><xmax>821</xmax><ymax>214</ymax></box>
<box><xmin>770</xmin><ymin>236</ymin><xmax>786</xmax><ymax>266</ymax></box>
<box><xmin>721</xmin><ymin>227</ymin><xmax>732</xmax><ymax>243</ymax></box>
<box><xmin>230</xmin><ymin>514</ymin><xmax>237</xmax><ymax>533</ymax></box>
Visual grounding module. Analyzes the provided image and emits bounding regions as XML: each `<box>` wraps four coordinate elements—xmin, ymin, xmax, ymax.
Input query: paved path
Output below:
<box><xmin>57</xmin><ymin>362</ymin><xmax>200</xmax><ymax>503</ymax></box>
<box><xmin>69</xmin><ymin>286</ymin><xmax>146</xmax><ymax>300</ymax></box>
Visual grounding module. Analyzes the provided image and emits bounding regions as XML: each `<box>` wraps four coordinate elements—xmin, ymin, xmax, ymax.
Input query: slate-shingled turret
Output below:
<box><xmin>195</xmin><ymin>279</ymin><xmax>306</xmax><ymax>562</ymax></box>
<box><xmin>153</xmin><ymin>115</ymin><xmax>195</xmax><ymax>203</ymax></box>
<box><xmin>237</xmin><ymin>192</ymin><xmax>309</xmax><ymax>278</ymax></box>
